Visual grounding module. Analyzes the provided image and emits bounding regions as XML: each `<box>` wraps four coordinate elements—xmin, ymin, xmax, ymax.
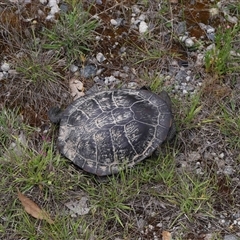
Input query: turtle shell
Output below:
<box><xmin>58</xmin><ymin>89</ymin><xmax>173</xmax><ymax>176</ymax></box>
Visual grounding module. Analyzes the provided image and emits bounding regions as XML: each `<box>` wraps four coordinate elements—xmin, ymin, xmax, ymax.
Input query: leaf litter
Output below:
<box><xmin>17</xmin><ymin>188</ymin><xmax>54</xmax><ymax>224</ymax></box>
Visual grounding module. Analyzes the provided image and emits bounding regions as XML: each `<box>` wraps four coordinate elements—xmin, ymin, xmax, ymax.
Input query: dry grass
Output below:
<box><xmin>0</xmin><ymin>0</ymin><xmax>240</xmax><ymax>239</ymax></box>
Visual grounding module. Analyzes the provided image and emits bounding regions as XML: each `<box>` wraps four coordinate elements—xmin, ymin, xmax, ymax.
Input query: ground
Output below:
<box><xmin>0</xmin><ymin>0</ymin><xmax>239</xmax><ymax>239</ymax></box>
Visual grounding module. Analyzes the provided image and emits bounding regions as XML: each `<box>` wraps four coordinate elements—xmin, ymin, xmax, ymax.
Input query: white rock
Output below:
<box><xmin>46</xmin><ymin>0</ymin><xmax>60</xmax><ymax>20</ymax></box>
<box><xmin>196</xmin><ymin>53</ymin><xmax>204</xmax><ymax>66</ymax></box>
<box><xmin>110</xmin><ymin>19</ymin><xmax>118</xmax><ymax>26</ymax></box>
<box><xmin>185</xmin><ymin>38</ymin><xmax>194</xmax><ymax>47</ymax></box>
<box><xmin>139</xmin><ymin>21</ymin><xmax>148</xmax><ymax>33</ymax></box>
<box><xmin>1</xmin><ymin>62</ymin><xmax>10</xmax><ymax>71</ymax></box>
<box><xmin>223</xmin><ymin>166</ymin><xmax>234</xmax><ymax>175</ymax></box>
<box><xmin>95</xmin><ymin>36</ymin><xmax>101</xmax><ymax>41</ymax></box>
<box><xmin>207</xmin><ymin>27</ymin><xmax>215</xmax><ymax>34</ymax></box>
<box><xmin>69</xmin><ymin>64</ymin><xmax>78</xmax><ymax>73</ymax></box>
<box><xmin>96</xmin><ymin>52</ymin><xmax>106</xmax><ymax>62</ymax></box>
<box><xmin>209</xmin><ymin>8</ymin><xmax>219</xmax><ymax>17</ymax></box>
<box><xmin>131</xmin><ymin>17</ymin><xmax>136</xmax><ymax>24</ymax></box>
<box><xmin>219</xmin><ymin>152</ymin><xmax>225</xmax><ymax>159</ymax></box>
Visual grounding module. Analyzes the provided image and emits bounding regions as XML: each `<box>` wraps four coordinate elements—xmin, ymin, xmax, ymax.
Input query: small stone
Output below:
<box><xmin>96</xmin><ymin>53</ymin><xmax>106</xmax><ymax>63</ymax></box>
<box><xmin>182</xmin><ymin>89</ymin><xmax>188</xmax><ymax>94</ymax></box>
<box><xmin>69</xmin><ymin>64</ymin><xmax>78</xmax><ymax>73</ymax></box>
<box><xmin>1</xmin><ymin>62</ymin><xmax>10</xmax><ymax>72</ymax></box>
<box><xmin>220</xmin><ymin>219</ymin><xmax>226</xmax><ymax>224</ymax></box>
<box><xmin>148</xmin><ymin>224</ymin><xmax>154</xmax><ymax>230</ymax></box>
<box><xmin>110</xmin><ymin>19</ymin><xmax>118</xmax><ymax>26</ymax></box>
<box><xmin>206</xmin><ymin>26</ymin><xmax>215</xmax><ymax>34</ymax></box>
<box><xmin>156</xmin><ymin>222</ymin><xmax>162</xmax><ymax>228</ymax></box>
<box><xmin>209</xmin><ymin>8</ymin><xmax>219</xmax><ymax>17</ymax></box>
<box><xmin>119</xmin><ymin>72</ymin><xmax>128</xmax><ymax>78</ymax></box>
<box><xmin>176</xmin><ymin>21</ymin><xmax>187</xmax><ymax>35</ymax></box>
<box><xmin>139</xmin><ymin>21</ymin><xmax>148</xmax><ymax>33</ymax></box>
<box><xmin>80</xmin><ymin>65</ymin><xmax>97</xmax><ymax>78</ymax></box>
<box><xmin>219</xmin><ymin>152</ymin><xmax>224</xmax><ymax>159</ymax></box>
<box><xmin>185</xmin><ymin>38</ymin><xmax>194</xmax><ymax>47</ymax></box>
<box><xmin>223</xmin><ymin>166</ymin><xmax>234</xmax><ymax>175</ymax></box>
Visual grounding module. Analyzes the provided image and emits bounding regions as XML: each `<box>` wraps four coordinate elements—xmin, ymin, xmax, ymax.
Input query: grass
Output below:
<box><xmin>15</xmin><ymin>49</ymin><xmax>65</xmax><ymax>84</ymax></box>
<box><xmin>1</xmin><ymin>0</ymin><xmax>240</xmax><ymax>239</ymax></box>
<box><xmin>204</xmin><ymin>24</ymin><xmax>240</xmax><ymax>75</ymax></box>
<box><xmin>42</xmin><ymin>3</ymin><xmax>98</xmax><ymax>62</ymax></box>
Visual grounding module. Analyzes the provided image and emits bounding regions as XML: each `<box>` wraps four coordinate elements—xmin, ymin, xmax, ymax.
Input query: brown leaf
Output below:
<box><xmin>17</xmin><ymin>188</ymin><xmax>54</xmax><ymax>224</ymax></box>
<box><xmin>162</xmin><ymin>230</ymin><xmax>172</xmax><ymax>240</ymax></box>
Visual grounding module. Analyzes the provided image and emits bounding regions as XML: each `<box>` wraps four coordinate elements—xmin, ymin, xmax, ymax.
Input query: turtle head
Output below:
<box><xmin>48</xmin><ymin>107</ymin><xmax>63</xmax><ymax>124</ymax></box>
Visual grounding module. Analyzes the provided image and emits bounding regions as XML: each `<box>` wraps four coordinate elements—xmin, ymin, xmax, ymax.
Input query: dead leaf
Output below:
<box><xmin>162</xmin><ymin>230</ymin><xmax>172</xmax><ymax>240</ymax></box>
<box><xmin>69</xmin><ymin>77</ymin><xmax>85</xmax><ymax>100</ymax></box>
<box><xmin>17</xmin><ymin>188</ymin><xmax>54</xmax><ymax>224</ymax></box>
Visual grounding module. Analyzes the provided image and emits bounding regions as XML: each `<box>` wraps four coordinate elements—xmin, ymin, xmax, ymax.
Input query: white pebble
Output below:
<box><xmin>219</xmin><ymin>152</ymin><xmax>224</xmax><ymax>159</ymax></box>
<box><xmin>1</xmin><ymin>62</ymin><xmax>10</xmax><ymax>72</ymax></box>
<box><xmin>139</xmin><ymin>21</ymin><xmax>148</xmax><ymax>33</ymax></box>
<box><xmin>69</xmin><ymin>64</ymin><xmax>78</xmax><ymax>73</ymax></box>
<box><xmin>207</xmin><ymin>27</ymin><xmax>215</xmax><ymax>34</ymax></box>
<box><xmin>96</xmin><ymin>52</ymin><xmax>106</xmax><ymax>62</ymax></box>
<box><xmin>148</xmin><ymin>224</ymin><xmax>154</xmax><ymax>230</ymax></box>
<box><xmin>182</xmin><ymin>89</ymin><xmax>188</xmax><ymax>94</ymax></box>
<box><xmin>110</xmin><ymin>19</ymin><xmax>118</xmax><ymax>26</ymax></box>
<box><xmin>156</xmin><ymin>223</ymin><xmax>162</xmax><ymax>228</ymax></box>
<box><xmin>209</xmin><ymin>8</ymin><xmax>219</xmax><ymax>17</ymax></box>
<box><xmin>185</xmin><ymin>38</ymin><xmax>194</xmax><ymax>47</ymax></box>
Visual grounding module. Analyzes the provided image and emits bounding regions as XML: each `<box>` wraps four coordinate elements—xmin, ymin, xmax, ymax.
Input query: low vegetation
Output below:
<box><xmin>0</xmin><ymin>0</ymin><xmax>239</xmax><ymax>239</ymax></box>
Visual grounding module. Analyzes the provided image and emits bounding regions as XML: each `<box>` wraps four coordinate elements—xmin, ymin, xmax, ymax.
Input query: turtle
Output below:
<box><xmin>48</xmin><ymin>88</ymin><xmax>175</xmax><ymax>176</ymax></box>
